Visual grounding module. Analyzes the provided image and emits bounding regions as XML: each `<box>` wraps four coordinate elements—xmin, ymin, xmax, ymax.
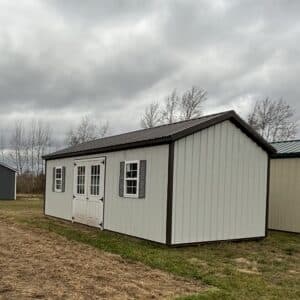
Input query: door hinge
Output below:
<box><xmin>100</xmin><ymin>197</ymin><xmax>104</xmax><ymax>202</ymax></box>
<box><xmin>73</xmin><ymin>195</ymin><xmax>76</xmax><ymax>199</ymax></box>
<box><xmin>99</xmin><ymin>222</ymin><xmax>103</xmax><ymax>229</ymax></box>
<box><xmin>101</xmin><ymin>160</ymin><xmax>105</xmax><ymax>165</ymax></box>
<box><xmin>74</xmin><ymin>162</ymin><xmax>77</xmax><ymax>166</ymax></box>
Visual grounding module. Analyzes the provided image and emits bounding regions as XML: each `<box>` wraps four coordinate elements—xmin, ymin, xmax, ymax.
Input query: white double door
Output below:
<box><xmin>73</xmin><ymin>158</ymin><xmax>105</xmax><ymax>228</ymax></box>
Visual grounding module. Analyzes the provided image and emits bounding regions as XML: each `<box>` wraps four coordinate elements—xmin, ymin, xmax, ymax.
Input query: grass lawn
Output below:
<box><xmin>0</xmin><ymin>196</ymin><xmax>299</xmax><ymax>299</ymax></box>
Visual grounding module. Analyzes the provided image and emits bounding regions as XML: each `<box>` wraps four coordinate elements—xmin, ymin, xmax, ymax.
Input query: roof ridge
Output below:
<box><xmin>66</xmin><ymin>110</ymin><xmax>232</xmax><ymax>149</ymax></box>
<box><xmin>44</xmin><ymin>109</ymin><xmax>275</xmax><ymax>160</ymax></box>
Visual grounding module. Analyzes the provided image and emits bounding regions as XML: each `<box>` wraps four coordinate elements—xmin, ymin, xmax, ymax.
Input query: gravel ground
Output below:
<box><xmin>0</xmin><ymin>220</ymin><xmax>202</xmax><ymax>299</ymax></box>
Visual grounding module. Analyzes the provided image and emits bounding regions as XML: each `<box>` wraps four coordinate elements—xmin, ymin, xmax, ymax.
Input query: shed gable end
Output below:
<box><xmin>171</xmin><ymin>120</ymin><xmax>268</xmax><ymax>244</ymax></box>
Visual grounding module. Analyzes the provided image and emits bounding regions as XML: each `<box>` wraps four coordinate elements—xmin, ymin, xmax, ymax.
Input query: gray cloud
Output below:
<box><xmin>0</xmin><ymin>0</ymin><xmax>299</xmax><ymax>149</ymax></box>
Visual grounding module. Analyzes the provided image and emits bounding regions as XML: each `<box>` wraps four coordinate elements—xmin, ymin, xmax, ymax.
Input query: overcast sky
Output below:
<box><xmin>0</xmin><ymin>0</ymin><xmax>299</xmax><ymax>147</ymax></box>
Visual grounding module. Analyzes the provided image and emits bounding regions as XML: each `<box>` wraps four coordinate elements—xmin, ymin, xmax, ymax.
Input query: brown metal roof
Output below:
<box><xmin>43</xmin><ymin>110</ymin><xmax>276</xmax><ymax>160</ymax></box>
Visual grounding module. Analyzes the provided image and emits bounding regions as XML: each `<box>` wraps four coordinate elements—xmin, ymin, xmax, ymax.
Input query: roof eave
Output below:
<box><xmin>43</xmin><ymin>136</ymin><xmax>172</xmax><ymax>160</ymax></box>
<box><xmin>271</xmin><ymin>152</ymin><xmax>300</xmax><ymax>159</ymax></box>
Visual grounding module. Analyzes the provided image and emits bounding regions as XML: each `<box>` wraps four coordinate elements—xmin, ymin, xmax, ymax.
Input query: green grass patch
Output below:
<box><xmin>0</xmin><ymin>197</ymin><xmax>299</xmax><ymax>300</ymax></box>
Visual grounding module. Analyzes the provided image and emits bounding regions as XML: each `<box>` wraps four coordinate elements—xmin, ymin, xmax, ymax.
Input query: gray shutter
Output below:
<box><xmin>52</xmin><ymin>167</ymin><xmax>55</xmax><ymax>192</ymax></box>
<box><xmin>139</xmin><ymin>160</ymin><xmax>147</xmax><ymax>198</ymax></box>
<box><xmin>119</xmin><ymin>161</ymin><xmax>125</xmax><ymax>197</ymax></box>
<box><xmin>62</xmin><ymin>166</ymin><xmax>66</xmax><ymax>192</ymax></box>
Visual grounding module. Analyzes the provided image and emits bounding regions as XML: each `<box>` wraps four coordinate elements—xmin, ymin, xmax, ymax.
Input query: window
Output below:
<box><xmin>55</xmin><ymin>167</ymin><xmax>62</xmax><ymax>192</ymax></box>
<box><xmin>124</xmin><ymin>161</ymin><xmax>139</xmax><ymax>197</ymax></box>
<box><xmin>90</xmin><ymin>165</ymin><xmax>100</xmax><ymax>195</ymax></box>
<box><xmin>76</xmin><ymin>166</ymin><xmax>86</xmax><ymax>194</ymax></box>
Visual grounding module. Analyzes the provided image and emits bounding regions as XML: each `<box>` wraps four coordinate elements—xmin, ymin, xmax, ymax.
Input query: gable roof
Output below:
<box><xmin>271</xmin><ymin>140</ymin><xmax>300</xmax><ymax>158</ymax></box>
<box><xmin>43</xmin><ymin>110</ymin><xmax>276</xmax><ymax>160</ymax></box>
<box><xmin>0</xmin><ymin>162</ymin><xmax>17</xmax><ymax>172</ymax></box>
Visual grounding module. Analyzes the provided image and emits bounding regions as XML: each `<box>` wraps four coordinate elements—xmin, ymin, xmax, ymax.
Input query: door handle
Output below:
<box><xmin>86</xmin><ymin>197</ymin><xmax>89</xmax><ymax>200</ymax></box>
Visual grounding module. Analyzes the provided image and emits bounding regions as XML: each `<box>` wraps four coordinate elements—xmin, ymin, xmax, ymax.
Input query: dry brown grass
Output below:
<box><xmin>1</xmin><ymin>197</ymin><xmax>300</xmax><ymax>299</ymax></box>
<box><xmin>0</xmin><ymin>218</ymin><xmax>203</xmax><ymax>299</ymax></box>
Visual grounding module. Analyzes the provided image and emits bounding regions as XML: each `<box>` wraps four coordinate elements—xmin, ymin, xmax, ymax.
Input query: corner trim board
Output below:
<box><xmin>102</xmin><ymin>156</ymin><xmax>107</xmax><ymax>230</ymax></box>
<box><xmin>43</xmin><ymin>160</ymin><xmax>47</xmax><ymax>215</ymax></box>
<box><xmin>166</xmin><ymin>142</ymin><xmax>175</xmax><ymax>245</ymax></box>
<box><xmin>265</xmin><ymin>157</ymin><xmax>270</xmax><ymax>237</ymax></box>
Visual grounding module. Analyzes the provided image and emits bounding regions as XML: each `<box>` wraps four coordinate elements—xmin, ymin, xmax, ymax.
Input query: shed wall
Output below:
<box><xmin>269</xmin><ymin>158</ymin><xmax>300</xmax><ymax>233</ymax></box>
<box><xmin>172</xmin><ymin>120</ymin><xmax>268</xmax><ymax>244</ymax></box>
<box><xmin>0</xmin><ymin>166</ymin><xmax>16</xmax><ymax>200</ymax></box>
<box><xmin>45</xmin><ymin>144</ymin><xmax>169</xmax><ymax>243</ymax></box>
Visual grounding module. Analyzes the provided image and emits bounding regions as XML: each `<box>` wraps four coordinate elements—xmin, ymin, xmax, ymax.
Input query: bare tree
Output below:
<box><xmin>28</xmin><ymin>120</ymin><xmax>37</xmax><ymax>175</ymax></box>
<box><xmin>161</xmin><ymin>89</ymin><xmax>179</xmax><ymax>124</ymax></box>
<box><xmin>8</xmin><ymin>119</ymin><xmax>52</xmax><ymax>194</ymax></box>
<box><xmin>25</xmin><ymin>120</ymin><xmax>52</xmax><ymax>174</ymax></box>
<box><xmin>180</xmin><ymin>86</ymin><xmax>207</xmax><ymax>120</ymax></box>
<box><xmin>0</xmin><ymin>131</ymin><xmax>5</xmax><ymax>162</ymax></box>
<box><xmin>10</xmin><ymin>121</ymin><xmax>26</xmax><ymax>174</ymax></box>
<box><xmin>66</xmin><ymin>116</ymin><xmax>109</xmax><ymax>146</ymax></box>
<box><xmin>248</xmin><ymin>98</ymin><xmax>298</xmax><ymax>142</ymax></box>
<box><xmin>35</xmin><ymin>121</ymin><xmax>51</xmax><ymax>174</ymax></box>
<box><xmin>141</xmin><ymin>102</ymin><xmax>161</xmax><ymax>128</ymax></box>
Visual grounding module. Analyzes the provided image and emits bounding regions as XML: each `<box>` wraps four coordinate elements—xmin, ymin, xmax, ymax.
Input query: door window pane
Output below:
<box><xmin>77</xmin><ymin>166</ymin><xmax>85</xmax><ymax>194</ymax></box>
<box><xmin>90</xmin><ymin>165</ymin><xmax>100</xmax><ymax>195</ymax></box>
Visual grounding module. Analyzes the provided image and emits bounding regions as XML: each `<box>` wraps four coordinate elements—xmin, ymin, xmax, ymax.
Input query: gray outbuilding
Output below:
<box><xmin>269</xmin><ymin>140</ymin><xmax>300</xmax><ymax>233</ymax></box>
<box><xmin>0</xmin><ymin>162</ymin><xmax>17</xmax><ymax>200</ymax></box>
<box><xmin>43</xmin><ymin>110</ymin><xmax>275</xmax><ymax>245</ymax></box>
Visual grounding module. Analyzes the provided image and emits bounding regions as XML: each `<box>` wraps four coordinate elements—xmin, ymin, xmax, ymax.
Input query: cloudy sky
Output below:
<box><xmin>0</xmin><ymin>0</ymin><xmax>299</xmax><ymax>147</ymax></box>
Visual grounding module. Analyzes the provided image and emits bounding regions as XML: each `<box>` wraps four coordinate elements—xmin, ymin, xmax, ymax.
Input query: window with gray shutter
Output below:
<box><xmin>120</xmin><ymin>160</ymin><xmax>147</xmax><ymax>198</ymax></box>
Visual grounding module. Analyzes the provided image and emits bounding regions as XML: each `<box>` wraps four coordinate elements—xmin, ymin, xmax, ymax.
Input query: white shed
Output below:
<box><xmin>43</xmin><ymin>110</ymin><xmax>275</xmax><ymax>246</ymax></box>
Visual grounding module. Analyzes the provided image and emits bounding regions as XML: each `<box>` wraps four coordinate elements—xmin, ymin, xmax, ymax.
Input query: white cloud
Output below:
<box><xmin>0</xmin><ymin>0</ymin><xmax>299</xmax><ymax>146</ymax></box>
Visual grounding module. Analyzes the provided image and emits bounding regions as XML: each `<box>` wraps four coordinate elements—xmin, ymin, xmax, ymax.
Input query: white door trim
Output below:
<box><xmin>72</xmin><ymin>156</ymin><xmax>106</xmax><ymax>228</ymax></box>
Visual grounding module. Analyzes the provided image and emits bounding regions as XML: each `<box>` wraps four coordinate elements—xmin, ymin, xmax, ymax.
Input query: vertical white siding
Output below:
<box><xmin>269</xmin><ymin>158</ymin><xmax>300</xmax><ymax>233</ymax></box>
<box><xmin>172</xmin><ymin>120</ymin><xmax>268</xmax><ymax>244</ymax></box>
<box><xmin>45</xmin><ymin>157</ymin><xmax>74</xmax><ymax>221</ymax></box>
<box><xmin>45</xmin><ymin>144</ymin><xmax>169</xmax><ymax>243</ymax></box>
<box><xmin>104</xmin><ymin>145</ymin><xmax>169</xmax><ymax>243</ymax></box>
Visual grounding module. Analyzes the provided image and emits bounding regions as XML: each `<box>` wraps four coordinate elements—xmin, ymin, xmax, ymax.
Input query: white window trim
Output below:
<box><xmin>54</xmin><ymin>166</ymin><xmax>63</xmax><ymax>193</ymax></box>
<box><xmin>124</xmin><ymin>160</ymin><xmax>139</xmax><ymax>198</ymax></box>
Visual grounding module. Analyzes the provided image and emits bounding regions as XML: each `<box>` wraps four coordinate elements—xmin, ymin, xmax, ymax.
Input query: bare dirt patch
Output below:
<box><xmin>0</xmin><ymin>220</ymin><xmax>202</xmax><ymax>299</ymax></box>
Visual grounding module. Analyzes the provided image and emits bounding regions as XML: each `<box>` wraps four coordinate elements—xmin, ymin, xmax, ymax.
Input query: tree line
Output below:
<box><xmin>141</xmin><ymin>86</ymin><xmax>298</xmax><ymax>142</ymax></box>
<box><xmin>0</xmin><ymin>86</ymin><xmax>298</xmax><ymax>194</ymax></box>
<box><xmin>0</xmin><ymin>117</ymin><xmax>109</xmax><ymax>194</ymax></box>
